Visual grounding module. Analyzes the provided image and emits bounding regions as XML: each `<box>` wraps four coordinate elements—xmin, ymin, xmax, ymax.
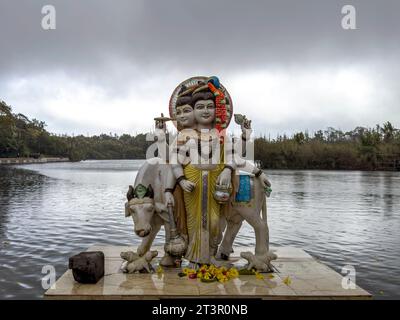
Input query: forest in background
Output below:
<box><xmin>1</xmin><ymin>100</ymin><xmax>400</xmax><ymax>170</ymax></box>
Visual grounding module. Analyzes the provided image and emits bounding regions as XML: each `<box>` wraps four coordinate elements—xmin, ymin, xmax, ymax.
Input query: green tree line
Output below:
<box><xmin>255</xmin><ymin>124</ymin><xmax>400</xmax><ymax>170</ymax></box>
<box><xmin>1</xmin><ymin>100</ymin><xmax>399</xmax><ymax>169</ymax></box>
<box><xmin>0</xmin><ymin>100</ymin><xmax>151</xmax><ymax>161</ymax></box>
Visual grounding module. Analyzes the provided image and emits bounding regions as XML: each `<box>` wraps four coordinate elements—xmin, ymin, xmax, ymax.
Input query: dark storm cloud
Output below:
<box><xmin>0</xmin><ymin>0</ymin><xmax>399</xmax><ymax>134</ymax></box>
<box><xmin>1</xmin><ymin>0</ymin><xmax>399</xmax><ymax>76</ymax></box>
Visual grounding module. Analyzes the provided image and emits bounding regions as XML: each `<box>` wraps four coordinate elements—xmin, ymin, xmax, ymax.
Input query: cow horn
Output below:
<box><xmin>127</xmin><ymin>185</ymin><xmax>135</xmax><ymax>201</ymax></box>
<box><xmin>145</xmin><ymin>185</ymin><xmax>154</xmax><ymax>199</ymax></box>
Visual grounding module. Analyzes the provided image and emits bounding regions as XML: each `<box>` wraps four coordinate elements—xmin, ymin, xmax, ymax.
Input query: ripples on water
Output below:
<box><xmin>0</xmin><ymin>160</ymin><xmax>399</xmax><ymax>299</ymax></box>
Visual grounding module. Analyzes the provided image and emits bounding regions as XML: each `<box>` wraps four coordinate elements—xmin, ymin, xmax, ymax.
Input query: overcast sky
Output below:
<box><xmin>1</xmin><ymin>0</ymin><xmax>399</xmax><ymax>137</ymax></box>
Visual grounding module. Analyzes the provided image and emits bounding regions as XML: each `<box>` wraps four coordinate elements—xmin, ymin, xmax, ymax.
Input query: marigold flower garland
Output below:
<box><xmin>178</xmin><ymin>265</ymin><xmax>239</xmax><ymax>283</ymax></box>
<box><xmin>176</xmin><ymin>264</ymin><xmax>281</xmax><ymax>283</ymax></box>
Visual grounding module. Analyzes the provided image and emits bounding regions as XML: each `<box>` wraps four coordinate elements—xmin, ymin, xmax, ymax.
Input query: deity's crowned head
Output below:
<box><xmin>191</xmin><ymin>88</ymin><xmax>216</xmax><ymax>130</ymax></box>
<box><xmin>169</xmin><ymin>76</ymin><xmax>233</xmax><ymax>133</ymax></box>
<box><xmin>175</xmin><ymin>95</ymin><xmax>195</xmax><ymax>130</ymax></box>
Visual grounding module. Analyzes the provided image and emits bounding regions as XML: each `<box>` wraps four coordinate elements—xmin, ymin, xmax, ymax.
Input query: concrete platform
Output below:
<box><xmin>0</xmin><ymin>157</ymin><xmax>69</xmax><ymax>165</ymax></box>
<box><xmin>45</xmin><ymin>245</ymin><xmax>371</xmax><ymax>300</ymax></box>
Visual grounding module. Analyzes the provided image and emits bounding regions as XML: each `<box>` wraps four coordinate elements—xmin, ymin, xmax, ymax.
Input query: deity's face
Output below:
<box><xmin>176</xmin><ymin>104</ymin><xmax>195</xmax><ymax>129</ymax></box>
<box><xmin>194</xmin><ymin>99</ymin><xmax>215</xmax><ymax>128</ymax></box>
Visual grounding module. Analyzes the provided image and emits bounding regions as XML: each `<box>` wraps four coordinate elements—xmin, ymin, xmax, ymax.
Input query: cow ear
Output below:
<box><xmin>146</xmin><ymin>185</ymin><xmax>154</xmax><ymax>199</ymax></box>
<box><xmin>127</xmin><ymin>185</ymin><xmax>134</xmax><ymax>201</ymax></box>
<box><xmin>125</xmin><ymin>202</ymin><xmax>131</xmax><ymax>217</ymax></box>
<box><xmin>155</xmin><ymin>202</ymin><xmax>169</xmax><ymax>222</ymax></box>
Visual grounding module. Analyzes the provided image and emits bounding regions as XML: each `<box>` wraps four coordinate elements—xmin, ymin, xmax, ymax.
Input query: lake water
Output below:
<box><xmin>0</xmin><ymin>160</ymin><xmax>399</xmax><ymax>299</ymax></box>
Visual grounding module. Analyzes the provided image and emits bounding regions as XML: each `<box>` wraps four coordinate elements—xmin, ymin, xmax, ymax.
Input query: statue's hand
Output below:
<box><xmin>164</xmin><ymin>191</ymin><xmax>174</xmax><ymax>207</ymax></box>
<box><xmin>241</xmin><ymin>117</ymin><xmax>252</xmax><ymax>130</ymax></box>
<box><xmin>259</xmin><ymin>172</ymin><xmax>271</xmax><ymax>188</ymax></box>
<box><xmin>240</xmin><ymin>118</ymin><xmax>252</xmax><ymax>140</ymax></box>
<box><xmin>217</xmin><ymin>168</ymin><xmax>232</xmax><ymax>186</ymax></box>
<box><xmin>155</xmin><ymin>119</ymin><xmax>166</xmax><ymax>131</ymax></box>
<box><xmin>179</xmin><ymin>179</ymin><xmax>195</xmax><ymax>193</ymax></box>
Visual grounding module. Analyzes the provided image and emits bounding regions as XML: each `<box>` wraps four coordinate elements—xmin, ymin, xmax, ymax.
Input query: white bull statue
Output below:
<box><xmin>124</xmin><ymin>158</ymin><xmax>179</xmax><ymax>267</ymax></box>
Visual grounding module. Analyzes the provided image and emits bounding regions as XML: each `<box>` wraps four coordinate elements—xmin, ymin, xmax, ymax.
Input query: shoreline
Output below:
<box><xmin>1</xmin><ymin>157</ymin><xmax>399</xmax><ymax>171</ymax></box>
<box><xmin>0</xmin><ymin>157</ymin><xmax>70</xmax><ymax>165</ymax></box>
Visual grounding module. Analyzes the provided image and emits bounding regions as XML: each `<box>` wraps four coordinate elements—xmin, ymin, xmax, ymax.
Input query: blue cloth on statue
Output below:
<box><xmin>235</xmin><ymin>174</ymin><xmax>251</xmax><ymax>202</ymax></box>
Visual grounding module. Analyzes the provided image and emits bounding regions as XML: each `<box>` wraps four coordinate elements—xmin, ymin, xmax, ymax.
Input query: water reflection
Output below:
<box><xmin>0</xmin><ymin>162</ymin><xmax>400</xmax><ymax>299</ymax></box>
<box><xmin>382</xmin><ymin>173</ymin><xmax>396</xmax><ymax>216</ymax></box>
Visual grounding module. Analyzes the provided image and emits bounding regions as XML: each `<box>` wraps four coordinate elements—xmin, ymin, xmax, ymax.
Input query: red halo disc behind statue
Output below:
<box><xmin>168</xmin><ymin>76</ymin><xmax>233</xmax><ymax>130</ymax></box>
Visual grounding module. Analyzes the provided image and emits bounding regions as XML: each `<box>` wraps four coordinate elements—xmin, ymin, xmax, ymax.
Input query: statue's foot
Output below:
<box><xmin>255</xmin><ymin>250</ymin><xmax>278</xmax><ymax>268</ymax></box>
<box><xmin>219</xmin><ymin>253</ymin><xmax>230</xmax><ymax>261</ymax></box>
<box><xmin>121</xmin><ymin>250</ymin><xmax>139</xmax><ymax>262</ymax></box>
<box><xmin>266</xmin><ymin>250</ymin><xmax>278</xmax><ymax>261</ymax></box>
<box><xmin>241</xmin><ymin>251</ymin><xmax>275</xmax><ymax>272</ymax></box>
<box><xmin>216</xmin><ymin>246</ymin><xmax>233</xmax><ymax>260</ymax></box>
<box><xmin>160</xmin><ymin>254</ymin><xmax>178</xmax><ymax>267</ymax></box>
<box><xmin>187</xmin><ymin>261</ymin><xmax>201</xmax><ymax>270</ymax></box>
<box><xmin>210</xmin><ymin>256</ymin><xmax>233</xmax><ymax>268</ymax></box>
<box><xmin>120</xmin><ymin>261</ymin><xmax>128</xmax><ymax>273</ymax></box>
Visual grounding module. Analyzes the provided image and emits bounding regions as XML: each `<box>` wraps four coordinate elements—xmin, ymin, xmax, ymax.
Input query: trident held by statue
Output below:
<box><xmin>164</xmin><ymin>202</ymin><xmax>187</xmax><ymax>258</ymax></box>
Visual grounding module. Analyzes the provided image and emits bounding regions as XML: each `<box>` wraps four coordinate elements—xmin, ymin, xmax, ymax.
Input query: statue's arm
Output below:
<box><xmin>164</xmin><ymin>165</ymin><xmax>176</xmax><ymax>206</ymax></box>
<box><xmin>235</xmin><ymin>160</ymin><xmax>271</xmax><ymax>188</ymax></box>
<box><xmin>165</xmin><ymin>165</ymin><xmax>177</xmax><ymax>189</ymax></box>
<box><xmin>231</xmin><ymin>119</ymin><xmax>272</xmax><ymax>188</ymax></box>
<box><xmin>173</xmin><ymin>163</ymin><xmax>195</xmax><ymax>193</ymax></box>
<box><xmin>172</xmin><ymin>163</ymin><xmax>184</xmax><ymax>181</ymax></box>
<box><xmin>169</xmin><ymin>140</ymin><xmax>195</xmax><ymax>193</ymax></box>
<box><xmin>164</xmin><ymin>162</ymin><xmax>195</xmax><ymax>206</ymax></box>
<box><xmin>164</xmin><ymin>136</ymin><xmax>184</xmax><ymax>196</ymax></box>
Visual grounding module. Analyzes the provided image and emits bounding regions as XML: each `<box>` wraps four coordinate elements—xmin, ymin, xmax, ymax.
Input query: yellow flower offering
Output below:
<box><xmin>182</xmin><ymin>268</ymin><xmax>196</xmax><ymax>275</ymax></box>
<box><xmin>283</xmin><ymin>276</ymin><xmax>292</xmax><ymax>285</ymax></box>
<box><xmin>180</xmin><ymin>264</ymin><xmax>239</xmax><ymax>283</ymax></box>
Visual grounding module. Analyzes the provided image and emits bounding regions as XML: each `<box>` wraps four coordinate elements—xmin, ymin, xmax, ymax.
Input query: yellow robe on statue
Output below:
<box><xmin>183</xmin><ymin>162</ymin><xmax>224</xmax><ymax>264</ymax></box>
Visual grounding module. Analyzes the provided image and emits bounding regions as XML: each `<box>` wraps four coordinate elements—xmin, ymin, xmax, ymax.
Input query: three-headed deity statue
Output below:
<box><xmin>166</xmin><ymin>76</ymin><xmax>270</xmax><ymax>266</ymax></box>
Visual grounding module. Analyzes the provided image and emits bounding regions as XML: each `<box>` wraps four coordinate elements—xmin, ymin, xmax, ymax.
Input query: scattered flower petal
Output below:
<box><xmin>255</xmin><ymin>272</ymin><xmax>265</xmax><ymax>280</ymax></box>
<box><xmin>283</xmin><ymin>276</ymin><xmax>291</xmax><ymax>286</ymax></box>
